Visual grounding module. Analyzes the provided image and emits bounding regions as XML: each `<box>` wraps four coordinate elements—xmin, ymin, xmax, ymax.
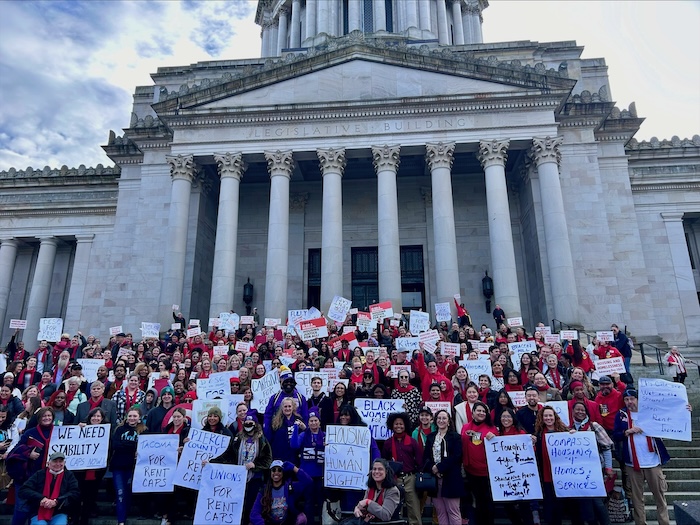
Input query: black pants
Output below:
<box><xmin>467</xmin><ymin>473</ymin><xmax>494</xmax><ymax>525</ymax></box>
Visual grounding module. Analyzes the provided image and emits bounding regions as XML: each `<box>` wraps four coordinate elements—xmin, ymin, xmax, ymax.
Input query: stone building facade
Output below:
<box><xmin>1</xmin><ymin>0</ymin><xmax>698</xmax><ymax>348</ymax></box>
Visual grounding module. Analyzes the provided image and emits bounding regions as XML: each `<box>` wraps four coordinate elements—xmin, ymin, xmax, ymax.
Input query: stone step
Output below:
<box><xmin>666</xmin><ymin>446</ymin><xmax>700</xmax><ymax>457</ymax></box>
<box><xmin>647</xmin><ymin>504</ymin><xmax>675</xmax><ymax>522</ymax></box>
<box><xmin>645</xmin><ymin>491</ymin><xmax>700</xmax><ymax>505</ymax></box>
<box><xmin>661</xmin><ymin>467</ymin><xmax>700</xmax><ymax>480</ymax></box>
<box><xmin>668</xmin><ymin>457</ymin><xmax>700</xmax><ymax>467</ymax></box>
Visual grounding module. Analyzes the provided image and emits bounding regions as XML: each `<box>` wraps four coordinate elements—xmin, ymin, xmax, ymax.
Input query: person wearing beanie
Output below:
<box><xmin>250</xmin><ymin>459</ymin><xmax>312</xmax><ymax>525</ymax></box>
<box><xmin>594</xmin><ymin>375</ymin><xmax>624</xmax><ymax>433</ymax></box>
<box><xmin>566</xmin><ymin>380</ymin><xmax>601</xmax><ymax>425</ymax></box>
<box><xmin>144</xmin><ymin>386</ymin><xmax>176</xmax><ymax>433</ymax></box>
<box><xmin>291</xmin><ymin>407</ymin><xmax>325</xmax><ymax>519</ymax></box>
<box><xmin>200</xmin><ymin>406</ymin><xmax>232</xmax><ymax>437</ymax></box>
<box><xmin>263</xmin><ymin>367</ymin><xmax>308</xmax><ymax>437</ymax></box>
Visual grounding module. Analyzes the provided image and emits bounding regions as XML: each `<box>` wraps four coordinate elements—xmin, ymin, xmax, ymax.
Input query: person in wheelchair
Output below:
<box><xmin>342</xmin><ymin>459</ymin><xmax>400</xmax><ymax>525</ymax></box>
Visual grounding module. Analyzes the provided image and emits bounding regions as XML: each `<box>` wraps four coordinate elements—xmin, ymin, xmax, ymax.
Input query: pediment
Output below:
<box><xmin>198</xmin><ymin>59</ymin><xmax>531</xmax><ymax>109</ymax></box>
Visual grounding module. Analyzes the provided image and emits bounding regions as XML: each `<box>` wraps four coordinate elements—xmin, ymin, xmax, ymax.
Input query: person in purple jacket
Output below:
<box><xmin>250</xmin><ymin>460</ymin><xmax>312</xmax><ymax>525</ymax></box>
<box><xmin>290</xmin><ymin>408</ymin><xmax>325</xmax><ymax>519</ymax></box>
<box><xmin>263</xmin><ymin>367</ymin><xmax>308</xmax><ymax>437</ymax></box>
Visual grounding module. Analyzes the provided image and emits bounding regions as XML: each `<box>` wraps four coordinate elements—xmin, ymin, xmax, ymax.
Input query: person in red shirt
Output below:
<box><xmin>595</xmin><ymin>339</ymin><xmax>621</xmax><ymax>360</ymax></box>
<box><xmin>567</xmin><ymin>381</ymin><xmax>601</xmax><ymax>424</ymax></box>
<box><xmin>413</xmin><ymin>351</ymin><xmax>449</xmax><ymax>402</ymax></box>
<box><xmin>462</xmin><ymin>402</ymin><xmax>498</xmax><ymax>525</ymax></box>
<box><xmin>594</xmin><ymin>375</ymin><xmax>624</xmax><ymax>433</ymax></box>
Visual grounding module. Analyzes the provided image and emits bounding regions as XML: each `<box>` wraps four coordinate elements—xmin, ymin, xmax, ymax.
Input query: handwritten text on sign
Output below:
<box><xmin>250</xmin><ymin>372</ymin><xmax>281</xmax><ymax>412</ymax></box>
<box><xmin>174</xmin><ymin>429</ymin><xmax>231</xmax><ymax>490</ymax></box>
<box><xmin>133</xmin><ymin>434</ymin><xmax>179</xmax><ymax>493</ymax></box>
<box><xmin>38</xmin><ymin>318</ymin><xmax>63</xmax><ymax>342</ymax></box>
<box><xmin>545</xmin><ymin>431</ymin><xmax>606</xmax><ymax>498</ymax></box>
<box><xmin>328</xmin><ymin>295</ymin><xmax>352</xmax><ymax>323</ymax></box>
<box><xmin>636</xmin><ymin>378</ymin><xmax>692</xmax><ymax>442</ymax></box>
<box><xmin>485</xmin><ymin>435</ymin><xmax>542</xmax><ymax>501</ymax></box>
<box><xmin>324</xmin><ymin>425</ymin><xmax>371</xmax><ymax>491</ymax></box>
<box><xmin>595</xmin><ymin>357</ymin><xmax>626</xmax><ymax>375</ymax></box>
<box><xmin>354</xmin><ymin>398</ymin><xmax>404</xmax><ymax>440</ymax></box>
<box><xmin>196</xmin><ymin>371</ymin><xmax>239</xmax><ymax>400</ymax></box>
<box><xmin>508</xmin><ymin>341</ymin><xmax>537</xmax><ymax>371</ymax></box>
<box><xmin>435</xmin><ymin>302</ymin><xmax>451</xmax><ymax>323</ymax></box>
<box><xmin>49</xmin><ymin>424</ymin><xmax>110</xmax><ymax>470</ymax></box>
<box><xmin>409</xmin><ymin>310</ymin><xmax>430</xmax><ymax>334</ymax></box>
<box><xmin>194</xmin><ymin>463</ymin><xmax>246</xmax><ymax>525</ymax></box>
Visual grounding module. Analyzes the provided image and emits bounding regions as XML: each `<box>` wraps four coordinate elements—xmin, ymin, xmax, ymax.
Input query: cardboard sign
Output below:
<box><xmin>440</xmin><ymin>342</ymin><xmax>460</xmax><ymax>357</ymax></box>
<box><xmin>250</xmin><ymin>372</ymin><xmax>281</xmax><ymax>412</ymax></box>
<box><xmin>196</xmin><ymin>371</ymin><xmax>239</xmax><ymax>400</ymax></box>
<box><xmin>133</xmin><ymin>434</ymin><xmax>180</xmax><ymax>493</ymax></box>
<box><xmin>390</xmin><ymin>365</ymin><xmax>412</xmax><ymax>378</ymax></box>
<box><xmin>141</xmin><ymin>322</ymin><xmax>160</xmax><ymax>339</ymax></box>
<box><xmin>544</xmin><ymin>334</ymin><xmax>560</xmax><ymax>345</ymax></box>
<box><xmin>213</xmin><ymin>345</ymin><xmax>229</xmax><ymax>356</ymax></box>
<box><xmin>171</xmin><ymin>323</ymin><xmax>181</xmax><ymax>331</ymax></box>
<box><xmin>109</xmin><ymin>326</ymin><xmax>123</xmax><ymax>336</ymax></box>
<box><xmin>354</xmin><ymin>398</ymin><xmax>405</xmax><ymax>440</ymax></box>
<box><xmin>298</xmin><ymin>317</ymin><xmax>328</xmax><ymax>341</ymax></box>
<box><xmin>460</xmin><ymin>359</ymin><xmax>492</xmax><ymax>381</ymax></box>
<box><xmin>187</xmin><ymin>327</ymin><xmax>201</xmax><ymax>338</ymax></box>
<box><xmin>507</xmin><ymin>317</ymin><xmax>523</xmax><ymax>327</ymax></box>
<box><xmin>369</xmin><ymin>301</ymin><xmax>393</xmax><ymax>322</ymax></box>
<box><xmin>189</xmin><ymin>319</ymin><xmax>200</xmax><ymax>327</ymax></box>
<box><xmin>486</xmin><ymin>435</ymin><xmax>542</xmax><ymax>501</ymax></box>
<box><xmin>77</xmin><ymin>359</ymin><xmax>105</xmax><ymax>383</ymax></box>
<box><xmin>356</xmin><ymin>311</ymin><xmax>373</xmax><ymax>332</ymax></box>
<box><xmin>174</xmin><ymin>429</ymin><xmax>231</xmax><ymax>490</ymax></box>
<box><xmin>49</xmin><ymin>424</ymin><xmax>110</xmax><ymax>470</ymax></box>
<box><xmin>38</xmin><ymin>318</ymin><xmax>63</xmax><ymax>341</ymax></box>
<box><xmin>295</xmin><ymin>370</ymin><xmax>331</xmax><ymax>398</ymax></box>
<box><xmin>424</xmin><ymin>401</ymin><xmax>451</xmax><ymax>414</ymax></box>
<box><xmin>508</xmin><ymin>391</ymin><xmax>527</xmax><ymax>407</ymax></box>
<box><xmin>560</xmin><ymin>330</ymin><xmax>578</xmax><ymax>341</ymax></box>
<box><xmin>435</xmin><ymin>302</ymin><xmax>451</xmax><ymax>323</ymax></box>
<box><xmin>595</xmin><ymin>357</ymin><xmax>626</xmax><ymax>375</ymax></box>
<box><xmin>324</xmin><ymin>425</ymin><xmax>371</xmax><ymax>490</ymax></box>
<box><xmin>409</xmin><ymin>310</ymin><xmax>430</xmax><ymax>334</ymax></box>
<box><xmin>596</xmin><ymin>331</ymin><xmax>614</xmax><ymax>342</ymax></box>
<box><xmin>395</xmin><ymin>337</ymin><xmax>419</xmax><ymax>353</ymax></box>
<box><xmin>545</xmin><ymin>431</ymin><xmax>606</xmax><ymax>497</ymax></box>
<box><xmin>508</xmin><ymin>341</ymin><xmax>537</xmax><ymax>371</ymax></box>
<box><xmin>194</xmin><ymin>464</ymin><xmax>246</xmax><ymax>524</ymax></box>
<box><xmin>208</xmin><ymin>318</ymin><xmax>219</xmax><ymax>327</ymax></box>
<box><xmin>328</xmin><ymin>295</ymin><xmax>352</xmax><ymax>323</ymax></box>
<box><xmin>636</xmin><ymin>378</ymin><xmax>692</xmax><ymax>441</ymax></box>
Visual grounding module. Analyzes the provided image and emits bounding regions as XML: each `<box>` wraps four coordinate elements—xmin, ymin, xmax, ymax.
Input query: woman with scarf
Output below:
<box><xmin>0</xmin><ymin>385</ymin><xmax>24</xmax><ymax>426</ymax></box>
<box><xmin>665</xmin><ymin>346</ymin><xmax>692</xmax><ymax>383</ymax></box>
<box><xmin>64</xmin><ymin>376</ymin><xmax>87</xmax><ymax>416</ymax></box>
<box><xmin>411</xmin><ymin>407</ymin><xmax>436</xmax><ymax>455</ymax></box>
<box><xmin>543</xmin><ymin>354</ymin><xmax>567</xmax><ymax>392</ymax></box>
<box><xmin>423</xmin><ymin>409</ymin><xmax>463</xmax><ymax>525</ymax></box>
<box><xmin>19</xmin><ymin>451</ymin><xmax>79</xmax><ymax>525</ymax></box>
<box><xmin>111</xmin><ymin>408</ymin><xmax>146</xmax><ymax>525</ymax></box>
<box><xmin>535</xmin><ymin>406</ymin><xmax>572</xmax><ymax>525</ymax></box>
<box><xmin>454</xmin><ymin>383</ymin><xmax>480</xmax><ymax>434</ymax></box>
<box><xmin>39</xmin><ymin>390</ymin><xmax>74</xmax><ymax>427</ymax></box>
<box><xmin>532</xmin><ymin>372</ymin><xmax>562</xmax><ymax>404</ymax></box>
<box><xmin>158</xmin><ymin>407</ymin><xmax>190</xmax><ymax>525</ymax></box>
<box><xmin>318</xmin><ymin>381</ymin><xmax>353</xmax><ymax>430</ymax></box>
<box><xmin>477</xmin><ymin>374</ymin><xmax>499</xmax><ymax>409</ymax></box>
<box><xmin>492</xmin><ymin>388</ymin><xmax>516</xmax><ymax>428</ymax></box>
<box><xmin>8</xmin><ymin>407</ymin><xmax>55</xmax><ymax>525</ymax></box>
<box><xmin>462</xmin><ymin>402</ymin><xmax>498</xmax><ymax>525</ymax></box>
<box><xmin>290</xmin><ymin>408</ymin><xmax>325</xmax><ymax>520</ymax></box>
<box><xmin>451</xmin><ymin>366</ymin><xmax>470</xmax><ymax>404</ymax></box>
<box><xmin>212</xmin><ymin>414</ymin><xmax>272</xmax><ymax>525</ymax></box>
<box><xmin>343</xmin><ymin>459</ymin><xmax>400</xmax><ymax>525</ymax></box>
<box><xmin>15</xmin><ymin>356</ymin><xmax>40</xmax><ymax>392</ymax></box>
<box><xmin>391</xmin><ymin>369</ymin><xmax>422</xmax><ymax>428</ymax></box>
<box><xmin>250</xmin><ymin>460</ymin><xmax>312</xmax><ymax>525</ymax></box>
<box><xmin>113</xmin><ymin>373</ymin><xmax>146</xmax><ymax>425</ymax></box>
<box><xmin>73</xmin><ymin>408</ymin><xmax>109</xmax><ymax>525</ymax></box>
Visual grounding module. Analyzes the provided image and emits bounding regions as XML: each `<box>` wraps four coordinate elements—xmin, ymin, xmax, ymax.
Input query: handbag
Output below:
<box><xmin>388</xmin><ymin>461</ymin><xmax>403</xmax><ymax>477</ymax></box>
<box><xmin>415</xmin><ymin>471</ymin><xmax>437</xmax><ymax>492</ymax></box>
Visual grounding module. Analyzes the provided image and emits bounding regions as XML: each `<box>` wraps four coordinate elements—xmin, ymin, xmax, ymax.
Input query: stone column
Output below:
<box><xmin>348</xmin><ymin>0</ymin><xmax>362</xmax><ymax>32</ymax></box>
<box><xmin>531</xmin><ymin>137</ymin><xmax>579</xmax><ymax>324</ymax></box>
<box><xmin>24</xmin><ymin>237</ymin><xmax>58</xmax><ymax>344</ymax></box>
<box><xmin>451</xmin><ymin>0</ymin><xmax>465</xmax><ymax>44</ymax></box>
<box><xmin>374</xmin><ymin>0</ymin><xmax>386</xmax><ymax>31</ymax></box>
<box><xmin>317</xmin><ymin>0</ymin><xmax>329</xmax><ymax>34</ymax></box>
<box><xmin>426</xmin><ymin>142</ymin><xmax>460</xmax><ymax>316</ymax></box>
<box><xmin>290</xmin><ymin>0</ymin><xmax>302</xmax><ymax>47</ymax></box>
<box><xmin>264</xmin><ymin>150</ymin><xmax>294</xmax><ymax>320</ymax></box>
<box><xmin>406</xmin><ymin>0</ymin><xmax>419</xmax><ymax>28</ymax></box>
<box><xmin>277</xmin><ymin>7</ymin><xmax>289</xmax><ymax>54</ymax></box>
<box><xmin>0</xmin><ymin>238</ymin><xmax>18</xmax><ymax>332</ymax></box>
<box><xmin>159</xmin><ymin>154</ymin><xmax>196</xmax><ymax>324</ymax></box>
<box><xmin>478</xmin><ymin>140</ymin><xmax>522</xmax><ymax>318</ymax></box>
<box><xmin>63</xmin><ymin>234</ymin><xmax>94</xmax><ymax>331</ymax></box>
<box><xmin>210</xmin><ymin>153</ymin><xmax>246</xmax><ymax>318</ymax></box>
<box><xmin>662</xmin><ymin>212</ymin><xmax>700</xmax><ymax>343</ymax></box>
<box><xmin>305</xmin><ymin>0</ymin><xmax>317</xmax><ymax>40</ymax></box>
<box><xmin>418</xmin><ymin>0</ymin><xmax>432</xmax><ymax>31</ymax></box>
<box><xmin>373</xmin><ymin>145</ymin><xmax>403</xmax><ymax>312</ymax></box>
<box><xmin>270</xmin><ymin>20</ymin><xmax>279</xmax><ymax>54</ymax></box>
<box><xmin>436</xmin><ymin>0</ymin><xmax>450</xmax><ymax>44</ymax></box>
<box><xmin>318</xmin><ymin>148</ymin><xmax>346</xmax><ymax>312</ymax></box>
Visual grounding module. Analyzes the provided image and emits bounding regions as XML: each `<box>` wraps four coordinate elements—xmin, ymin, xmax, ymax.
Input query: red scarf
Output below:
<box><xmin>416</xmin><ymin>426</ymin><xmax>431</xmax><ymax>452</ymax></box>
<box><xmin>88</xmin><ymin>396</ymin><xmax>104</xmax><ymax>411</ymax></box>
<box><xmin>18</xmin><ymin>369</ymin><xmax>35</xmax><ymax>388</ymax></box>
<box><xmin>124</xmin><ymin>389</ymin><xmax>139</xmax><ymax>412</ymax></box>
<box><xmin>366</xmin><ymin>486</ymin><xmax>385</xmax><ymax>520</ymax></box>
<box><xmin>627</xmin><ymin>411</ymin><xmax>654</xmax><ymax>471</ymax></box>
<box><xmin>541</xmin><ymin>431</ymin><xmax>554</xmax><ymax>482</ymax></box>
<box><xmin>64</xmin><ymin>390</ymin><xmax>77</xmax><ymax>406</ymax></box>
<box><xmin>478</xmin><ymin>387</ymin><xmax>489</xmax><ymax>404</ymax></box>
<box><xmin>37</xmin><ymin>469</ymin><xmax>64</xmax><ymax>521</ymax></box>
<box><xmin>168</xmin><ymin>424</ymin><xmax>184</xmax><ymax>435</ymax></box>
<box><xmin>547</xmin><ymin>368</ymin><xmax>562</xmax><ymax>389</ymax></box>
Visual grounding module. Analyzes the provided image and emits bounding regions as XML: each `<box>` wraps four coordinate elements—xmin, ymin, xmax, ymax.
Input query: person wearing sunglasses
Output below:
<box><xmin>250</xmin><ymin>460</ymin><xmax>311</xmax><ymax>525</ymax></box>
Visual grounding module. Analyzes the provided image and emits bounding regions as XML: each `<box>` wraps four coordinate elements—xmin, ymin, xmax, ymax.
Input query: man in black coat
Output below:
<box><xmin>19</xmin><ymin>451</ymin><xmax>79</xmax><ymax>524</ymax></box>
<box><xmin>74</xmin><ymin>381</ymin><xmax>118</xmax><ymax>429</ymax></box>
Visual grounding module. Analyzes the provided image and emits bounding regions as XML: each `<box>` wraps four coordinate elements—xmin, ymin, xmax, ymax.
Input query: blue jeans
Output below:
<box><xmin>112</xmin><ymin>469</ymin><xmax>133</xmax><ymax>524</ymax></box>
<box><xmin>11</xmin><ymin>482</ymin><xmax>30</xmax><ymax>525</ymax></box>
<box><xmin>30</xmin><ymin>515</ymin><xmax>68</xmax><ymax>525</ymax></box>
<box><xmin>624</xmin><ymin>356</ymin><xmax>631</xmax><ymax>373</ymax></box>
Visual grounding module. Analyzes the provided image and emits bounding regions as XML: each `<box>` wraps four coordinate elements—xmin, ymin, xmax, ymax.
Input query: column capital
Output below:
<box><xmin>477</xmin><ymin>139</ymin><xmax>510</xmax><ymax>169</ymax></box>
<box><xmin>425</xmin><ymin>142</ymin><xmax>456</xmax><ymax>170</ymax></box>
<box><xmin>74</xmin><ymin>234</ymin><xmax>95</xmax><ymax>243</ymax></box>
<box><xmin>0</xmin><ymin>238</ymin><xmax>18</xmax><ymax>248</ymax></box>
<box><xmin>264</xmin><ymin>150</ymin><xmax>294</xmax><ymax>179</ymax></box>
<box><xmin>38</xmin><ymin>236</ymin><xmax>58</xmax><ymax>247</ymax></box>
<box><xmin>290</xmin><ymin>192</ymin><xmax>309</xmax><ymax>211</ymax></box>
<box><xmin>166</xmin><ymin>154</ymin><xmax>197</xmax><ymax>182</ymax></box>
<box><xmin>317</xmin><ymin>148</ymin><xmax>347</xmax><ymax>176</ymax></box>
<box><xmin>661</xmin><ymin>211</ymin><xmax>685</xmax><ymax>222</ymax></box>
<box><xmin>214</xmin><ymin>152</ymin><xmax>247</xmax><ymax>180</ymax></box>
<box><xmin>371</xmin><ymin>145</ymin><xmax>401</xmax><ymax>172</ymax></box>
<box><xmin>278</xmin><ymin>6</ymin><xmax>290</xmax><ymax>18</ymax></box>
<box><xmin>531</xmin><ymin>136</ymin><xmax>563</xmax><ymax>167</ymax></box>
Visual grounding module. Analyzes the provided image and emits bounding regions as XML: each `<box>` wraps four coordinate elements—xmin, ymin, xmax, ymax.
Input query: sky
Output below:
<box><xmin>0</xmin><ymin>0</ymin><xmax>698</xmax><ymax>171</ymax></box>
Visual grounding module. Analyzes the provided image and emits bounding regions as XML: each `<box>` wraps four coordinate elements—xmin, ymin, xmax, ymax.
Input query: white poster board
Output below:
<box><xmin>545</xmin><ymin>401</ymin><xmax>570</xmax><ymax>426</ymax></box>
<box><xmin>328</xmin><ymin>296</ymin><xmax>352</xmax><ymax>323</ymax></box>
<box><xmin>49</xmin><ymin>424</ymin><xmax>110</xmax><ymax>470</ymax></box>
<box><xmin>636</xmin><ymin>378</ymin><xmax>692</xmax><ymax>442</ymax></box>
<box><xmin>196</xmin><ymin>371</ymin><xmax>239</xmax><ymax>400</ymax></box>
<box><xmin>133</xmin><ymin>434</ymin><xmax>180</xmax><ymax>493</ymax></box>
<box><xmin>485</xmin><ymin>435</ymin><xmax>543</xmax><ymax>501</ymax></box>
<box><xmin>194</xmin><ymin>463</ymin><xmax>246</xmax><ymax>525</ymax></box>
<box><xmin>141</xmin><ymin>322</ymin><xmax>160</xmax><ymax>339</ymax></box>
<box><xmin>435</xmin><ymin>302</ymin><xmax>451</xmax><ymax>323</ymax></box>
<box><xmin>545</xmin><ymin>431</ymin><xmax>606</xmax><ymax>497</ymax></box>
<box><xmin>77</xmin><ymin>359</ymin><xmax>106</xmax><ymax>383</ymax></box>
<box><xmin>38</xmin><ymin>318</ymin><xmax>63</xmax><ymax>341</ymax></box>
<box><xmin>324</xmin><ymin>425</ymin><xmax>371</xmax><ymax>490</ymax></box>
<box><xmin>595</xmin><ymin>357</ymin><xmax>626</xmax><ymax>375</ymax></box>
<box><xmin>354</xmin><ymin>398</ymin><xmax>404</xmax><ymax>440</ymax></box>
<box><xmin>174</xmin><ymin>428</ymin><xmax>231</xmax><ymax>490</ymax></box>
<box><xmin>409</xmin><ymin>311</ymin><xmax>430</xmax><ymax>334</ymax></box>
<box><xmin>460</xmin><ymin>359</ymin><xmax>492</xmax><ymax>381</ymax></box>
<box><xmin>508</xmin><ymin>341</ymin><xmax>537</xmax><ymax>371</ymax></box>
<box><xmin>250</xmin><ymin>372</ymin><xmax>281</xmax><ymax>412</ymax></box>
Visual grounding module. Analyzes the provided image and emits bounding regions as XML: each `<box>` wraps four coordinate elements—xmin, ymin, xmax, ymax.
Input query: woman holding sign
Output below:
<box><xmin>462</xmin><ymin>402</ymin><xmax>498</xmax><ymax>525</ymax></box>
<box><xmin>73</xmin><ymin>408</ymin><xmax>109</xmax><ymax>525</ymax></box>
<box><xmin>110</xmin><ymin>408</ymin><xmax>146</xmax><ymax>525</ymax></box>
<box><xmin>534</xmin><ymin>406</ymin><xmax>571</xmax><ymax>525</ymax></box>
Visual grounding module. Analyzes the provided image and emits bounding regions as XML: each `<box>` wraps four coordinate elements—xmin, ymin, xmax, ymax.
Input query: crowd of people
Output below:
<box><xmin>0</xmin><ymin>304</ymin><xmax>691</xmax><ymax>525</ymax></box>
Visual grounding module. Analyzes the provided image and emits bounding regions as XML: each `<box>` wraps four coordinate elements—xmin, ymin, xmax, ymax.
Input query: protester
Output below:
<box><xmin>110</xmin><ymin>408</ymin><xmax>146</xmax><ymax>525</ymax></box>
<box><xmin>250</xmin><ymin>460</ymin><xmax>312</xmax><ymax>525</ymax></box>
<box><xmin>535</xmin><ymin>406</ymin><xmax>571</xmax><ymax>525</ymax></box>
<box><xmin>19</xmin><ymin>451</ymin><xmax>79</xmax><ymax>525</ymax></box>
<box><xmin>73</xmin><ymin>408</ymin><xmax>109</xmax><ymax>525</ymax></box>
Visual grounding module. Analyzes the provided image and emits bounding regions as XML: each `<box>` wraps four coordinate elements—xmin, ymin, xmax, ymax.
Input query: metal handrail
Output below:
<box><xmin>638</xmin><ymin>342</ymin><xmax>665</xmax><ymax>375</ymax></box>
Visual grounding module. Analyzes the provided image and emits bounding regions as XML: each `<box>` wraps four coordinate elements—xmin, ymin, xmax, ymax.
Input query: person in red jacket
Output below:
<box><xmin>462</xmin><ymin>401</ymin><xmax>498</xmax><ymax>525</ymax></box>
<box><xmin>594</xmin><ymin>375</ymin><xmax>624</xmax><ymax>433</ymax></box>
<box><xmin>413</xmin><ymin>351</ymin><xmax>449</xmax><ymax>402</ymax></box>
<box><xmin>567</xmin><ymin>381</ymin><xmax>601</xmax><ymax>424</ymax></box>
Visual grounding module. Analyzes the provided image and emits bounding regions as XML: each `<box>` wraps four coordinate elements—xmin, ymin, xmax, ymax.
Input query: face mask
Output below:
<box><xmin>243</xmin><ymin>423</ymin><xmax>255</xmax><ymax>432</ymax></box>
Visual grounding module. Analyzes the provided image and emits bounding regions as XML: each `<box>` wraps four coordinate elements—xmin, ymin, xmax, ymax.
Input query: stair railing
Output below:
<box><xmin>638</xmin><ymin>342</ymin><xmax>665</xmax><ymax>375</ymax></box>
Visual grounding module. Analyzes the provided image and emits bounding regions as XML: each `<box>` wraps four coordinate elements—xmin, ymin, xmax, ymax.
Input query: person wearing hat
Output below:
<box><xmin>566</xmin><ymin>380</ymin><xmax>601</xmax><ymax>425</ymax></box>
<box><xmin>613</xmin><ymin>389</ymin><xmax>691</xmax><ymax>525</ymax></box>
<box><xmin>74</xmin><ymin>380</ymin><xmax>118</xmax><ymax>430</ymax></box>
<box><xmin>250</xmin><ymin>459</ymin><xmax>312</xmax><ymax>525</ymax></box>
<box><xmin>213</xmin><ymin>413</ymin><xmax>271</xmax><ymax>523</ymax></box>
<box><xmin>201</xmin><ymin>406</ymin><xmax>233</xmax><ymax>437</ymax></box>
<box><xmin>594</xmin><ymin>375</ymin><xmax>624</xmax><ymax>434</ymax></box>
<box><xmin>263</xmin><ymin>367</ymin><xmax>308</xmax><ymax>437</ymax></box>
<box><xmin>144</xmin><ymin>386</ymin><xmax>176</xmax><ymax>433</ymax></box>
<box><xmin>291</xmin><ymin>408</ymin><xmax>325</xmax><ymax>519</ymax></box>
<box><xmin>19</xmin><ymin>451</ymin><xmax>79</xmax><ymax>525</ymax></box>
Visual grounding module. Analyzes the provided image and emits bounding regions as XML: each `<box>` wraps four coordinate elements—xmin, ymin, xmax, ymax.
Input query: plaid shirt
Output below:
<box><xmin>113</xmin><ymin>389</ymin><xmax>146</xmax><ymax>424</ymax></box>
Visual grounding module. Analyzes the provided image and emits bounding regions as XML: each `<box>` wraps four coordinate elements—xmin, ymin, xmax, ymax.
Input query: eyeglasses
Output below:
<box><xmin>270</xmin><ymin>467</ymin><xmax>283</xmax><ymax>473</ymax></box>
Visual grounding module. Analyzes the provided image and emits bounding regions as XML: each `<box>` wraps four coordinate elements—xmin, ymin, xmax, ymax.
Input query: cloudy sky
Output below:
<box><xmin>0</xmin><ymin>0</ymin><xmax>698</xmax><ymax>171</ymax></box>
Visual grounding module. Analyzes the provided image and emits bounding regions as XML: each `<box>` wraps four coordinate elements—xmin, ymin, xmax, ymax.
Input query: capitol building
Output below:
<box><xmin>0</xmin><ymin>0</ymin><xmax>698</xmax><ymax>349</ymax></box>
